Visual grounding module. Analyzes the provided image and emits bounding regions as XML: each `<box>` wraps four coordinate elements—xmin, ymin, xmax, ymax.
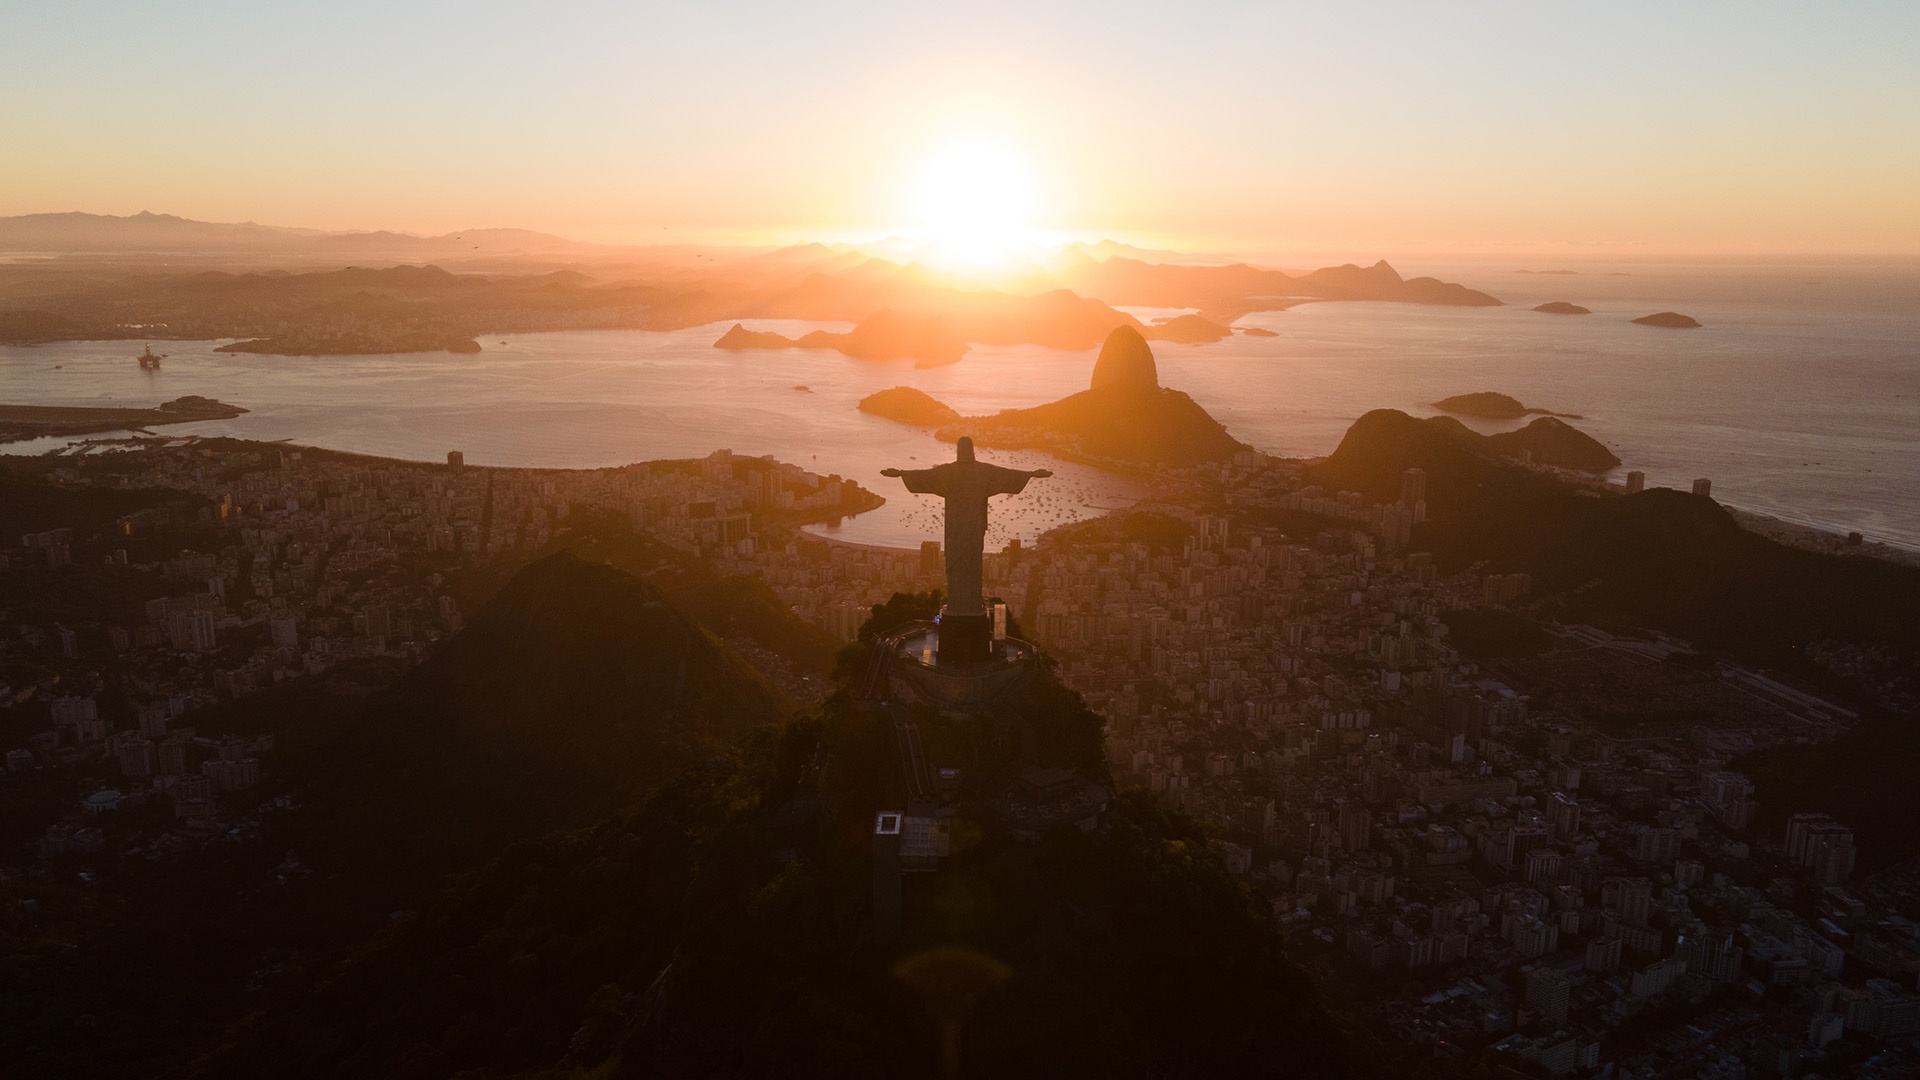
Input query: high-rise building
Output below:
<box><xmin>188</xmin><ymin>610</ymin><xmax>218</xmax><ymax>653</ymax></box>
<box><xmin>118</xmin><ymin>738</ymin><xmax>157</xmax><ymax>777</ymax></box>
<box><xmin>1338</xmin><ymin>803</ymin><xmax>1372</xmax><ymax>852</ymax></box>
<box><xmin>1786</xmin><ymin>813</ymin><xmax>1857</xmax><ymax>884</ymax></box>
<box><xmin>1549</xmin><ymin>791</ymin><xmax>1581</xmax><ymax>837</ymax></box>
<box><xmin>1630</xmin><ymin>957</ymin><xmax>1687</xmax><ymax>1000</ymax></box>
<box><xmin>1525</xmin><ymin>966</ymin><xmax>1572</xmax><ymax>1025</ymax></box>
<box><xmin>1610</xmin><ymin>876</ymin><xmax>1654</xmax><ymax>927</ymax></box>
<box><xmin>1509</xmin><ymin>915</ymin><xmax>1559</xmax><ymax>959</ymax></box>
<box><xmin>1586</xmin><ymin>935</ymin><xmax>1623</xmax><ymax>973</ymax></box>
<box><xmin>1400</xmin><ymin>467</ymin><xmax>1427</xmax><ymax>507</ymax></box>
<box><xmin>269</xmin><ymin>612</ymin><xmax>299</xmax><ymax>651</ymax></box>
<box><xmin>1691</xmin><ymin>478</ymin><xmax>1712</xmax><ymax>498</ymax></box>
<box><xmin>919</xmin><ymin>541</ymin><xmax>943</xmax><ymax>580</ymax></box>
<box><xmin>158</xmin><ymin>735</ymin><xmax>189</xmax><ymax>776</ymax></box>
<box><xmin>447</xmin><ymin>449</ymin><xmax>464</xmax><ymax>470</ymax></box>
<box><xmin>1625</xmin><ymin>470</ymin><xmax>1646</xmax><ymax>493</ymax></box>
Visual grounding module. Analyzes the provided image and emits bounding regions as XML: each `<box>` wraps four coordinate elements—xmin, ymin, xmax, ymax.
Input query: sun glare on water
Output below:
<box><xmin>911</xmin><ymin>139</ymin><xmax>1039</xmax><ymax>270</ymax></box>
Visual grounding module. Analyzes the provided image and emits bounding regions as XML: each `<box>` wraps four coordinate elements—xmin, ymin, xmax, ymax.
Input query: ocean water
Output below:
<box><xmin>3</xmin><ymin>258</ymin><xmax>1916</xmax><ymax>550</ymax></box>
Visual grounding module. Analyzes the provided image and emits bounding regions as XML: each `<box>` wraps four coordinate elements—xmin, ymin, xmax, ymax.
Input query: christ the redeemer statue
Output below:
<box><xmin>882</xmin><ymin>437</ymin><xmax>1049</xmax><ymax>664</ymax></box>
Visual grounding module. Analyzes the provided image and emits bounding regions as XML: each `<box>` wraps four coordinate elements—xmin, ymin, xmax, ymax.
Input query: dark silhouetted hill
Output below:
<box><xmin>1741</xmin><ymin>714</ymin><xmax>1920</xmax><ymax>876</ymax></box>
<box><xmin>301</xmin><ymin>551</ymin><xmax>788</xmax><ymax>878</ymax></box>
<box><xmin>0</xmin><ymin>309</ymin><xmax>85</xmax><ymax>343</ymax></box>
<box><xmin>911</xmin><ymin>328</ymin><xmax>1246</xmax><ymax>466</ymax></box>
<box><xmin>1311</xmin><ymin>410</ymin><xmax>1920</xmax><ymax>664</ymax></box>
<box><xmin>1533</xmin><ymin>301</ymin><xmax>1591</xmax><ymax>314</ymax></box>
<box><xmin>1089</xmin><ymin>325</ymin><xmax>1159</xmax><ymax>391</ymax></box>
<box><xmin>193</xmin><ymin>632</ymin><xmax>1352</xmax><ymax>1080</ymax></box>
<box><xmin>1484</xmin><ymin>416</ymin><xmax>1620</xmax><ymax>471</ymax></box>
<box><xmin>663</xmin><ymin>574</ymin><xmax>841</xmax><ymax>678</ymax></box>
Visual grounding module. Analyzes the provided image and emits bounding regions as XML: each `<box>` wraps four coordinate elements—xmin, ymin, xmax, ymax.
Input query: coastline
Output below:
<box><xmin>1726</xmin><ymin>506</ymin><xmax>1920</xmax><ymax>566</ymax></box>
<box><xmin>19</xmin><ymin>429</ymin><xmax>1920</xmax><ymax>576</ymax></box>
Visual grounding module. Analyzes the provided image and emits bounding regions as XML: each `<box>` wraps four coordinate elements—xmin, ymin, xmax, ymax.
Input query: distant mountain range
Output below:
<box><xmin>0</xmin><ymin>210</ymin><xmax>584</xmax><ymax>256</ymax></box>
<box><xmin>0</xmin><ymin>211</ymin><xmax>1507</xmax><ymax>355</ymax></box>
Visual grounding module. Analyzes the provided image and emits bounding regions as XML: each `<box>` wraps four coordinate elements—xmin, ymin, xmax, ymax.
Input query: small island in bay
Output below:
<box><xmin>1632</xmin><ymin>311</ymin><xmax>1702</xmax><ymax>328</ymax></box>
<box><xmin>1241</xmin><ymin>326</ymin><xmax>1279</xmax><ymax>337</ymax></box>
<box><xmin>857</xmin><ymin>386</ymin><xmax>961</xmax><ymax>426</ymax></box>
<box><xmin>0</xmin><ymin>395</ymin><xmax>248</xmax><ymax>441</ymax></box>
<box><xmin>1431</xmin><ymin>391</ymin><xmax>1581</xmax><ymax>421</ymax></box>
<box><xmin>1533</xmin><ymin>301</ymin><xmax>1591</xmax><ymax>315</ymax></box>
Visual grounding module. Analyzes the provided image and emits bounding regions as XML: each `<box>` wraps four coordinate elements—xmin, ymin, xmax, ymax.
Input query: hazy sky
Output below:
<box><xmin>6</xmin><ymin>0</ymin><xmax>1918</xmax><ymax>254</ymax></box>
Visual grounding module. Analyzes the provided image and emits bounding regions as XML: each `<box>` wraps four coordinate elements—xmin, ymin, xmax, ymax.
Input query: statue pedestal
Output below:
<box><xmin>891</xmin><ymin>626</ymin><xmax>1035</xmax><ymax>714</ymax></box>
<box><xmin>935</xmin><ymin>609</ymin><xmax>992</xmax><ymax>666</ymax></box>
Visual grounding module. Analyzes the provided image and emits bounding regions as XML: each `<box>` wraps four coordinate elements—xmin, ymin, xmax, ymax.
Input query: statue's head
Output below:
<box><xmin>956</xmin><ymin>436</ymin><xmax>975</xmax><ymax>462</ymax></box>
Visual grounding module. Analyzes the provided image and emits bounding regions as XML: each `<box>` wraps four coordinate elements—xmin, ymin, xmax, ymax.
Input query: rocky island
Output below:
<box><xmin>856</xmin><ymin>386</ymin><xmax>961</xmax><ymax>426</ymax></box>
<box><xmin>715</xmin><ymin>309</ymin><xmax>969</xmax><ymax>367</ymax></box>
<box><xmin>0</xmin><ymin>395</ymin><xmax>248</xmax><ymax>441</ymax></box>
<box><xmin>1533</xmin><ymin>301</ymin><xmax>1591</xmax><ymax>314</ymax></box>
<box><xmin>1632</xmin><ymin>311</ymin><xmax>1702</xmax><ymax>328</ymax></box>
<box><xmin>1431</xmin><ymin>391</ymin><xmax>1579</xmax><ymax>420</ymax></box>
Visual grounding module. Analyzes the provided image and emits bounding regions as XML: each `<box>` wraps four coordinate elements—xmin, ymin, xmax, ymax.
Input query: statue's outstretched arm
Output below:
<box><xmin>883</xmin><ymin>465</ymin><xmax>948</xmax><ymax>496</ymax></box>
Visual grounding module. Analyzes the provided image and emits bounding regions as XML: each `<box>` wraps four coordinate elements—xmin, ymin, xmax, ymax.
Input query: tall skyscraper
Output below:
<box><xmin>1625</xmin><ymin>470</ymin><xmax>1646</xmax><ymax>493</ymax></box>
<box><xmin>1400</xmin><ymin>467</ymin><xmax>1427</xmax><ymax>507</ymax></box>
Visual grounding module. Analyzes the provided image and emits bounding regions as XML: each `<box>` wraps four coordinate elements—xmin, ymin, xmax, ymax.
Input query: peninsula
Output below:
<box><xmin>0</xmin><ymin>395</ymin><xmax>248</xmax><ymax>442</ymax></box>
<box><xmin>714</xmin><ymin>310</ymin><xmax>969</xmax><ymax>367</ymax></box>
<box><xmin>860</xmin><ymin>326</ymin><xmax>1247</xmax><ymax>467</ymax></box>
<box><xmin>217</xmin><ymin>332</ymin><xmax>482</xmax><ymax>355</ymax></box>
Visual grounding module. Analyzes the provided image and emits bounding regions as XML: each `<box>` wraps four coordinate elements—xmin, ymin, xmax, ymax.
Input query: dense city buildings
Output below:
<box><xmin>3</xmin><ymin>437</ymin><xmax>1914</xmax><ymax>1078</ymax></box>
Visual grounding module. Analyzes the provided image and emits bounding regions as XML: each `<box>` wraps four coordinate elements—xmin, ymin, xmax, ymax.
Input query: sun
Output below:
<box><xmin>911</xmin><ymin>139</ymin><xmax>1038</xmax><ymax>268</ymax></box>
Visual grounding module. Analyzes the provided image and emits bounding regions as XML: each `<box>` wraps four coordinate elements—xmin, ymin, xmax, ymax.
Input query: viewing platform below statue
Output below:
<box><xmin>889</xmin><ymin>626</ymin><xmax>1036</xmax><ymax>712</ymax></box>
